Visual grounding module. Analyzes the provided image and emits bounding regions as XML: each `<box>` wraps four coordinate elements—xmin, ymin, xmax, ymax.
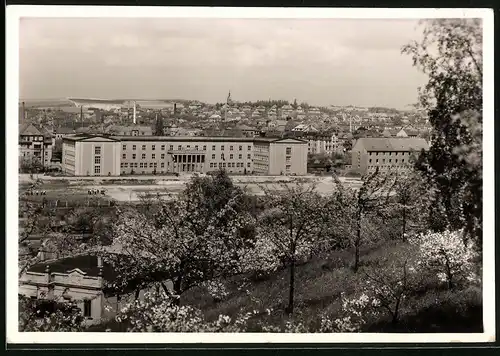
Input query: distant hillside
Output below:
<box><xmin>20</xmin><ymin>99</ymin><xmax>74</xmax><ymax>108</ymax></box>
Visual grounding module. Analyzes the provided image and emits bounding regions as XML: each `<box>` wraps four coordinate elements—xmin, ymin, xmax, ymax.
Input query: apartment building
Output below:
<box><xmin>119</xmin><ymin>136</ymin><xmax>255</xmax><ymax>175</ymax></box>
<box><xmin>350</xmin><ymin>137</ymin><xmax>429</xmax><ymax>176</ymax></box>
<box><xmin>253</xmin><ymin>137</ymin><xmax>308</xmax><ymax>175</ymax></box>
<box><xmin>62</xmin><ymin>135</ymin><xmax>121</xmax><ymax>176</ymax></box>
<box><xmin>62</xmin><ymin>134</ymin><xmax>309</xmax><ymax>176</ymax></box>
<box><xmin>19</xmin><ymin>254</ymin><xmax>164</xmax><ymax>326</ymax></box>
<box><xmin>19</xmin><ymin>123</ymin><xmax>54</xmax><ymax>168</ymax></box>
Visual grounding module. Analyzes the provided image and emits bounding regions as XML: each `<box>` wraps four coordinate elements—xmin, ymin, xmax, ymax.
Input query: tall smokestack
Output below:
<box><xmin>133</xmin><ymin>101</ymin><xmax>137</xmax><ymax>125</ymax></box>
<box><xmin>173</xmin><ymin>103</ymin><xmax>177</xmax><ymax>115</ymax></box>
<box><xmin>80</xmin><ymin>106</ymin><xmax>83</xmax><ymax>128</ymax></box>
<box><xmin>21</xmin><ymin>101</ymin><xmax>25</xmax><ymax>123</ymax></box>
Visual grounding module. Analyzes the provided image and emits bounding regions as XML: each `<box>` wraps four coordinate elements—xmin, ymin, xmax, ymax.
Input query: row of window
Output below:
<box><xmin>122</xmin><ymin>153</ymin><xmax>253</xmax><ymax>160</ymax></box>
<box><xmin>21</xmin><ymin>135</ymin><xmax>43</xmax><ymax>141</ymax></box>
<box><xmin>211</xmin><ymin>153</ymin><xmax>251</xmax><ymax>160</ymax></box>
<box><xmin>369</xmin><ymin>158</ymin><xmax>405</xmax><ymax>164</ymax></box>
<box><xmin>209</xmin><ymin>162</ymin><xmax>251</xmax><ymax>168</ymax></box>
<box><xmin>123</xmin><ymin>144</ymin><xmax>253</xmax><ymax>151</ymax></box>
<box><xmin>121</xmin><ymin>162</ymin><xmax>163</xmax><ymax>168</ymax></box>
<box><xmin>368</xmin><ymin>151</ymin><xmax>409</xmax><ymax>156</ymax></box>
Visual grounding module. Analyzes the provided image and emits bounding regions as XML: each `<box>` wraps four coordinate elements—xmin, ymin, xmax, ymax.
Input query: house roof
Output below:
<box><xmin>62</xmin><ymin>134</ymin><xmax>120</xmax><ymax>142</ymax></box>
<box><xmin>56</xmin><ymin>127</ymin><xmax>76</xmax><ymax>134</ymax></box>
<box><xmin>353</xmin><ymin>137</ymin><xmax>429</xmax><ymax>152</ymax></box>
<box><xmin>19</xmin><ymin>123</ymin><xmax>43</xmax><ymax>136</ymax></box>
<box><xmin>235</xmin><ymin>124</ymin><xmax>255</xmax><ymax>131</ymax></box>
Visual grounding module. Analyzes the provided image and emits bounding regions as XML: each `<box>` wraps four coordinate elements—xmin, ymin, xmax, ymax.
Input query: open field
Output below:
<box><xmin>19</xmin><ymin>174</ymin><xmax>364</xmax><ymax>202</ymax></box>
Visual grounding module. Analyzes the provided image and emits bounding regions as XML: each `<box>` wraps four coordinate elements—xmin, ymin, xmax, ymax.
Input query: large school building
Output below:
<box><xmin>62</xmin><ymin>134</ymin><xmax>308</xmax><ymax>176</ymax></box>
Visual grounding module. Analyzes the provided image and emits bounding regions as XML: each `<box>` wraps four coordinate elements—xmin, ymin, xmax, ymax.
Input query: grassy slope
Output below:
<box><xmin>182</xmin><ymin>241</ymin><xmax>483</xmax><ymax>333</ymax></box>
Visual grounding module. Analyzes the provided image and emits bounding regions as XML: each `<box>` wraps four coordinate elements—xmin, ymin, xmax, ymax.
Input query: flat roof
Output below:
<box><xmin>113</xmin><ymin>136</ymin><xmax>255</xmax><ymax>142</ymax></box>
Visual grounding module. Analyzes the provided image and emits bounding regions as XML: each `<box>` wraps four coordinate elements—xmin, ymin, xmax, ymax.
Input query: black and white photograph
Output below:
<box><xmin>6</xmin><ymin>6</ymin><xmax>494</xmax><ymax>344</ymax></box>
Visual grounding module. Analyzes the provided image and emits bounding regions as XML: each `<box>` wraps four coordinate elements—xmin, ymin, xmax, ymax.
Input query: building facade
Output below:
<box><xmin>19</xmin><ymin>254</ymin><xmax>165</xmax><ymax>326</ymax></box>
<box><xmin>19</xmin><ymin>123</ymin><xmax>54</xmax><ymax>168</ymax></box>
<box><xmin>62</xmin><ymin>135</ymin><xmax>121</xmax><ymax>176</ymax></box>
<box><xmin>62</xmin><ymin>135</ymin><xmax>309</xmax><ymax>176</ymax></box>
<box><xmin>253</xmin><ymin>137</ymin><xmax>308</xmax><ymax>175</ymax></box>
<box><xmin>350</xmin><ymin>137</ymin><xmax>429</xmax><ymax>176</ymax></box>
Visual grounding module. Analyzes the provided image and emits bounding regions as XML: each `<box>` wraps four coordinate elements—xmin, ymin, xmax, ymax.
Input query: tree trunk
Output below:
<box><xmin>354</xmin><ymin>217</ymin><xmax>361</xmax><ymax>272</ymax></box>
<box><xmin>392</xmin><ymin>298</ymin><xmax>401</xmax><ymax>324</ymax></box>
<box><xmin>445</xmin><ymin>255</ymin><xmax>453</xmax><ymax>289</ymax></box>
<box><xmin>402</xmin><ymin>208</ymin><xmax>407</xmax><ymax>242</ymax></box>
<box><xmin>286</xmin><ymin>257</ymin><xmax>295</xmax><ymax>315</ymax></box>
<box><xmin>171</xmin><ymin>276</ymin><xmax>182</xmax><ymax>306</ymax></box>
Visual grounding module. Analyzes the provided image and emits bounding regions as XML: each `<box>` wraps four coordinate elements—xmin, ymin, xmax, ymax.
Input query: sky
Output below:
<box><xmin>19</xmin><ymin>18</ymin><xmax>428</xmax><ymax>109</ymax></box>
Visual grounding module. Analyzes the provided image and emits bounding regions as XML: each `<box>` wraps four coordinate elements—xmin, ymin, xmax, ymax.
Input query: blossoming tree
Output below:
<box><xmin>257</xmin><ymin>183</ymin><xmax>326</xmax><ymax>315</ymax></box>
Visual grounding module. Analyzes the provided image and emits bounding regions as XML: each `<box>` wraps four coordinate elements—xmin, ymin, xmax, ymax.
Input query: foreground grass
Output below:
<box><xmin>181</xmin><ymin>240</ymin><xmax>482</xmax><ymax>333</ymax></box>
<box><xmin>88</xmin><ymin>240</ymin><xmax>481</xmax><ymax>333</ymax></box>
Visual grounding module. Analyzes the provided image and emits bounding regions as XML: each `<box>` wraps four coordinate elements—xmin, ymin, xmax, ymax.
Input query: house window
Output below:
<box><xmin>161</xmin><ymin>162</ymin><xmax>165</xmax><ymax>168</ymax></box>
<box><xmin>376</xmin><ymin>159</ymin><xmax>379</xmax><ymax>163</ymax></box>
<box><xmin>212</xmin><ymin>145</ymin><xmax>216</xmax><ymax>150</ymax></box>
<box><xmin>395</xmin><ymin>159</ymin><xmax>398</xmax><ymax>163</ymax></box>
<box><xmin>203</xmin><ymin>145</ymin><xmax>207</xmax><ymax>150</ymax></box>
<box><xmin>248</xmin><ymin>145</ymin><xmax>252</xmax><ymax>150</ymax></box>
<box><xmin>150</xmin><ymin>163</ymin><xmax>154</xmax><ymax>168</ymax></box>
<box><xmin>178</xmin><ymin>145</ymin><xmax>182</xmax><ymax>150</ymax></box>
<box><xmin>247</xmin><ymin>154</ymin><xmax>251</xmax><ymax>159</ymax></box>
<box><xmin>133</xmin><ymin>145</ymin><xmax>137</xmax><ymax>150</ymax></box>
<box><xmin>124</xmin><ymin>163</ymin><xmax>128</xmax><ymax>168</ymax></box>
<box><xmin>369</xmin><ymin>159</ymin><xmax>372</xmax><ymax>163</ymax></box>
<box><xmin>169</xmin><ymin>145</ymin><xmax>173</xmax><ymax>150</ymax></box>
<box><xmin>152</xmin><ymin>154</ymin><xmax>156</xmax><ymax>159</ymax></box>
<box><xmin>94</xmin><ymin>166</ymin><xmax>101</xmax><ymax>174</ymax></box>
<box><xmin>140</xmin><ymin>163</ymin><xmax>144</xmax><ymax>168</ymax></box>
<box><xmin>187</xmin><ymin>145</ymin><xmax>191</xmax><ymax>149</ymax></box>
<box><xmin>83</xmin><ymin>300</ymin><xmax>92</xmax><ymax>318</ymax></box>
<box><xmin>195</xmin><ymin>145</ymin><xmax>199</xmax><ymax>150</ymax></box>
<box><xmin>230</xmin><ymin>145</ymin><xmax>234</xmax><ymax>151</ymax></box>
<box><xmin>142</xmin><ymin>153</ymin><xmax>146</xmax><ymax>159</ymax></box>
<box><xmin>221</xmin><ymin>145</ymin><xmax>225</xmax><ymax>151</ymax></box>
<box><xmin>212</xmin><ymin>154</ymin><xmax>216</xmax><ymax>159</ymax></box>
<box><xmin>230</xmin><ymin>154</ymin><xmax>234</xmax><ymax>159</ymax></box>
<box><xmin>382</xmin><ymin>159</ymin><xmax>385</xmax><ymax>163</ymax></box>
<box><xmin>221</xmin><ymin>154</ymin><xmax>224</xmax><ymax>160</ymax></box>
<box><xmin>123</xmin><ymin>145</ymin><xmax>127</xmax><ymax>150</ymax></box>
<box><xmin>161</xmin><ymin>153</ymin><xmax>165</xmax><ymax>159</ymax></box>
<box><xmin>286</xmin><ymin>156</ymin><xmax>291</xmax><ymax>163</ymax></box>
<box><xmin>286</xmin><ymin>165</ymin><xmax>291</xmax><ymax>171</ymax></box>
<box><xmin>122</xmin><ymin>154</ymin><xmax>126</xmax><ymax>159</ymax></box>
<box><xmin>239</xmin><ymin>154</ymin><xmax>242</xmax><ymax>159</ymax></box>
<box><xmin>142</xmin><ymin>145</ymin><xmax>146</xmax><ymax>150</ymax></box>
<box><xmin>132</xmin><ymin>154</ymin><xmax>136</xmax><ymax>159</ymax></box>
<box><xmin>161</xmin><ymin>145</ymin><xmax>165</xmax><ymax>150</ymax></box>
<box><xmin>152</xmin><ymin>145</ymin><xmax>156</xmax><ymax>151</ymax></box>
<box><xmin>94</xmin><ymin>156</ymin><xmax>101</xmax><ymax>165</ymax></box>
<box><xmin>402</xmin><ymin>159</ymin><xmax>405</xmax><ymax>163</ymax></box>
<box><xmin>286</xmin><ymin>147</ymin><xmax>292</xmax><ymax>155</ymax></box>
<box><xmin>247</xmin><ymin>162</ymin><xmax>251</xmax><ymax>167</ymax></box>
<box><xmin>389</xmin><ymin>159</ymin><xmax>392</xmax><ymax>163</ymax></box>
<box><xmin>94</xmin><ymin>147</ymin><xmax>101</xmax><ymax>155</ymax></box>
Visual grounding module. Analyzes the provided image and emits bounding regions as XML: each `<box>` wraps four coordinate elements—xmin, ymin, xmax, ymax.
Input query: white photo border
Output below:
<box><xmin>5</xmin><ymin>5</ymin><xmax>495</xmax><ymax>344</ymax></box>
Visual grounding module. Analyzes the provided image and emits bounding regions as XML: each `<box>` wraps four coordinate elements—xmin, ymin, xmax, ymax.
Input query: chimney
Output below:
<box><xmin>80</xmin><ymin>106</ymin><xmax>83</xmax><ymax>128</ymax></box>
<box><xmin>21</xmin><ymin>101</ymin><xmax>25</xmax><ymax>123</ymax></box>
<box><xmin>173</xmin><ymin>103</ymin><xmax>177</xmax><ymax>115</ymax></box>
<box><xmin>133</xmin><ymin>101</ymin><xmax>137</xmax><ymax>125</ymax></box>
